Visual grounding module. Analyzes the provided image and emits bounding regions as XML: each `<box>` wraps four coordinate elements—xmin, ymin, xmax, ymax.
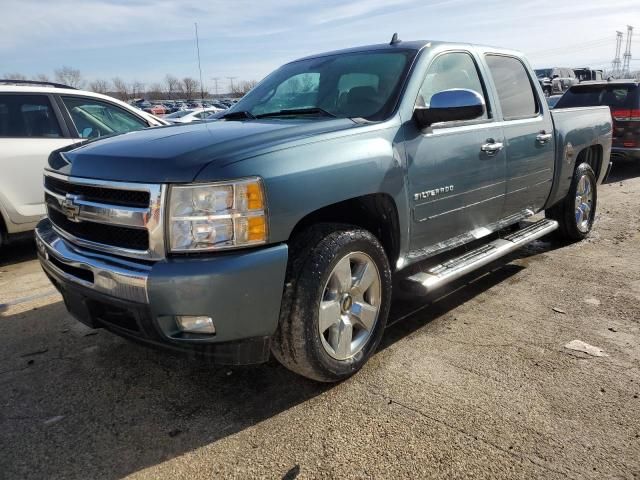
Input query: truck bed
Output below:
<box><xmin>545</xmin><ymin>105</ymin><xmax>612</xmax><ymax>208</ymax></box>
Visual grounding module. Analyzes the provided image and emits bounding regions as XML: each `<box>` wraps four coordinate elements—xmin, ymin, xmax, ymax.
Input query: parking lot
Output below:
<box><xmin>0</xmin><ymin>161</ymin><xmax>637</xmax><ymax>479</ymax></box>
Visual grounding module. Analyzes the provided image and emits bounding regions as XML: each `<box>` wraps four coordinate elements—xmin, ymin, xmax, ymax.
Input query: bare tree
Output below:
<box><xmin>165</xmin><ymin>74</ymin><xmax>181</xmax><ymax>100</ymax></box>
<box><xmin>231</xmin><ymin>79</ymin><xmax>258</xmax><ymax>97</ymax></box>
<box><xmin>112</xmin><ymin>77</ymin><xmax>130</xmax><ymax>101</ymax></box>
<box><xmin>131</xmin><ymin>81</ymin><xmax>145</xmax><ymax>99</ymax></box>
<box><xmin>182</xmin><ymin>77</ymin><xmax>200</xmax><ymax>100</ymax></box>
<box><xmin>147</xmin><ymin>83</ymin><xmax>164</xmax><ymax>101</ymax></box>
<box><xmin>33</xmin><ymin>73</ymin><xmax>50</xmax><ymax>82</ymax></box>
<box><xmin>54</xmin><ymin>66</ymin><xmax>84</xmax><ymax>88</ymax></box>
<box><xmin>4</xmin><ymin>72</ymin><xmax>27</xmax><ymax>80</ymax></box>
<box><xmin>89</xmin><ymin>79</ymin><xmax>110</xmax><ymax>94</ymax></box>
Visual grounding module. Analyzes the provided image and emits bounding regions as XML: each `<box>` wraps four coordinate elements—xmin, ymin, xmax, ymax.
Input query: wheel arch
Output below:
<box><xmin>575</xmin><ymin>144</ymin><xmax>603</xmax><ymax>179</ymax></box>
<box><xmin>288</xmin><ymin>193</ymin><xmax>402</xmax><ymax>271</ymax></box>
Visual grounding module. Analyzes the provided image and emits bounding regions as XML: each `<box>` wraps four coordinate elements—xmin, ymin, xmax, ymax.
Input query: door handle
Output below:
<box><xmin>481</xmin><ymin>140</ymin><xmax>504</xmax><ymax>155</ymax></box>
<box><xmin>536</xmin><ymin>132</ymin><xmax>553</xmax><ymax>144</ymax></box>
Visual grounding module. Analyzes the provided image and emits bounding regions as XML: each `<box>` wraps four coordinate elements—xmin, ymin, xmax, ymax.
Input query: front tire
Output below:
<box><xmin>546</xmin><ymin>162</ymin><xmax>597</xmax><ymax>241</ymax></box>
<box><xmin>272</xmin><ymin>224</ymin><xmax>392</xmax><ymax>382</ymax></box>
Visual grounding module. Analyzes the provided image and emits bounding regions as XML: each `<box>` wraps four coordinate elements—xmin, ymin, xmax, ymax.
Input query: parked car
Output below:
<box><xmin>36</xmin><ymin>39</ymin><xmax>611</xmax><ymax>382</ymax></box>
<box><xmin>0</xmin><ymin>80</ymin><xmax>168</xmax><ymax>249</ymax></box>
<box><xmin>144</xmin><ymin>104</ymin><xmax>166</xmax><ymax>116</ymax></box>
<box><xmin>574</xmin><ymin>68</ymin><xmax>604</xmax><ymax>82</ymax></box>
<box><xmin>164</xmin><ymin>107</ymin><xmax>224</xmax><ymax>124</ymax></box>
<box><xmin>133</xmin><ymin>99</ymin><xmax>152</xmax><ymax>110</ymax></box>
<box><xmin>555</xmin><ymin>80</ymin><xmax>639</xmax><ymax>160</ymax></box>
<box><xmin>535</xmin><ymin>68</ymin><xmax>578</xmax><ymax>96</ymax></box>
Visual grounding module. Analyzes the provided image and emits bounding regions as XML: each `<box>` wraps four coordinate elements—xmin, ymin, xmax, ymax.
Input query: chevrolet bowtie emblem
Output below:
<box><xmin>61</xmin><ymin>194</ymin><xmax>81</xmax><ymax>222</ymax></box>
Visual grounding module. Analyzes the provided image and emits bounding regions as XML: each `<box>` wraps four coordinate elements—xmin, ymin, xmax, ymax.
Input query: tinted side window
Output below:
<box><xmin>555</xmin><ymin>85</ymin><xmax>639</xmax><ymax>109</ymax></box>
<box><xmin>62</xmin><ymin>96</ymin><xmax>148</xmax><ymax>139</ymax></box>
<box><xmin>0</xmin><ymin>94</ymin><xmax>62</xmax><ymax>138</ymax></box>
<box><xmin>417</xmin><ymin>51</ymin><xmax>489</xmax><ymax>120</ymax></box>
<box><xmin>486</xmin><ymin>55</ymin><xmax>538</xmax><ymax>120</ymax></box>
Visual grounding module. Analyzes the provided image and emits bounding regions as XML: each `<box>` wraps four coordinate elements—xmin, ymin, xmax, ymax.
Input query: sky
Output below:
<box><xmin>1</xmin><ymin>0</ymin><xmax>639</xmax><ymax>92</ymax></box>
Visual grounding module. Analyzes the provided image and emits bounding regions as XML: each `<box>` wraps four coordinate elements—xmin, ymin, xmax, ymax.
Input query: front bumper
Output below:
<box><xmin>36</xmin><ymin>219</ymin><xmax>288</xmax><ymax>364</ymax></box>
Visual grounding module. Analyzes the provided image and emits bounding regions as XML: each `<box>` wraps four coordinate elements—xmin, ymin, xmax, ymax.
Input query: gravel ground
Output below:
<box><xmin>1</xmin><ymin>162</ymin><xmax>639</xmax><ymax>480</ymax></box>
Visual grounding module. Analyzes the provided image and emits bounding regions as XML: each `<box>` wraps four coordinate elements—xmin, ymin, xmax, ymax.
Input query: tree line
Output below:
<box><xmin>3</xmin><ymin>66</ymin><xmax>258</xmax><ymax>101</ymax></box>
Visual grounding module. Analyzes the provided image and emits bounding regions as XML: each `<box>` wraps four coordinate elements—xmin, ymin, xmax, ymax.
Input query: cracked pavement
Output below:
<box><xmin>1</xmin><ymin>162</ymin><xmax>639</xmax><ymax>479</ymax></box>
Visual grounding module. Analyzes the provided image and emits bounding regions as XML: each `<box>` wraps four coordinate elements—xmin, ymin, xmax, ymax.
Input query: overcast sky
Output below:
<box><xmin>1</xmin><ymin>0</ymin><xmax>639</xmax><ymax>91</ymax></box>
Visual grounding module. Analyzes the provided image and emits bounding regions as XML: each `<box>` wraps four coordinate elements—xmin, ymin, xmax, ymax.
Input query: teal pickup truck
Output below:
<box><xmin>37</xmin><ymin>38</ymin><xmax>612</xmax><ymax>381</ymax></box>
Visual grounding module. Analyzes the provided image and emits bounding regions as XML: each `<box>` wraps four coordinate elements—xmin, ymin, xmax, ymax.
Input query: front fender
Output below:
<box><xmin>196</xmin><ymin>124</ymin><xmax>409</xmax><ymax>251</ymax></box>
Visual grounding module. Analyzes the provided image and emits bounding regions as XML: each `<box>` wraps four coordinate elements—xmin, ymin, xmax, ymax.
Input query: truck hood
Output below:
<box><xmin>51</xmin><ymin>118</ymin><xmax>360</xmax><ymax>183</ymax></box>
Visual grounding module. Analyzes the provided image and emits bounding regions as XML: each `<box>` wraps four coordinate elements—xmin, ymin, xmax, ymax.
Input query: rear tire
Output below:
<box><xmin>272</xmin><ymin>224</ymin><xmax>392</xmax><ymax>382</ymax></box>
<box><xmin>546</xmin><ymin>162</ymin><xmax>597</xmax><ymax>241</ymax></box>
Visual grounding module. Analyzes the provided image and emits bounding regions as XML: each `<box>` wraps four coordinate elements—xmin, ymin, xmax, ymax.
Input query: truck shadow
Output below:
<box><xmin>604</xmin><ymin>159</ymin><xmax>640</xmax><ymax>184</ymax></box>
<box><xmin>0</xmin><ymin>238</ymin><xmax>37</xmax><ymax>267</ymax></box>
<box><xmin>1</xmin><ymin>236</ymin><xmax>557</xmax><ymax>479</ymax></box>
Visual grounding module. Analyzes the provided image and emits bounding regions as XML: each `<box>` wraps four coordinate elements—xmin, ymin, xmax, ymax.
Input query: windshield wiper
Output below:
<box><xmin>255</xmin><ymin>107</ymin><xmax>337</xmax><ymax>119</ymax></box>
<box><xmin>220</xmin><ymin>110</ymin><xmax>256</xmax><ymax>120</ymax></box>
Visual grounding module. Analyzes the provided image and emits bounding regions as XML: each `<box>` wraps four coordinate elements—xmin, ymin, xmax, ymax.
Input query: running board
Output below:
<box><xmin>401</xmin><ymin>219</ymin><xmax>558</xmax><ymax>296</ymax></box>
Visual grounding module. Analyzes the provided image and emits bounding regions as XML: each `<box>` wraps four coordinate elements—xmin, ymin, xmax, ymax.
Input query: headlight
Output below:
<box><xmin>168</xmin><ymin>177</ymin><xmax>267</xmax><ymax>252</ymax></box>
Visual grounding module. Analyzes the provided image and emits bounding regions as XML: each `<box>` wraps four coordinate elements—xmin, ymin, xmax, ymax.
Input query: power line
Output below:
<box><xmin>527</xmin><ymin>36</ymin><xmax>612</xmax><ymax>56</ymax></box>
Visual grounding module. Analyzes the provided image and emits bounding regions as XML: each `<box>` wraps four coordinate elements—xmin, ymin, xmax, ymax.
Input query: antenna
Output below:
<box><xmin>390</xmin><ymin>33</ymin><xmax>401</xmax><ymax>45</ymax></box>
<box><xmin>194</xmin><ymin>22</ymin><xmax>205</xmax><ymax>107</ymax></box>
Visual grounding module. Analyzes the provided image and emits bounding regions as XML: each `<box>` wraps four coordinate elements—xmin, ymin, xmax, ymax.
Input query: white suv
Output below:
<box><xmin>0</xmin><ymin>81</ymin><xmax>167</xmax><ymax>248</ymax></box>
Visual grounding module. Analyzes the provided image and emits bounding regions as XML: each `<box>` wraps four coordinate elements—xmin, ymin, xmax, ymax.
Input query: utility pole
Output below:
<box><xmin>612</xmin><ymin>31</ymin><xmax>623</xmax><ymax>77</ymax></box>
<box><xmin>227</xmin><ymin>76</ymin><xmax>237</xmax><ymax>95</ymax></box>
<box><xmin>211</xmin><ymin>77</ymin><xmax>220</xmax><ymax>96</ymax></box>
<box><xmin>622</xmin><ymin>25</ymin><xmax>634</xmax><ymax>78</ymax></box>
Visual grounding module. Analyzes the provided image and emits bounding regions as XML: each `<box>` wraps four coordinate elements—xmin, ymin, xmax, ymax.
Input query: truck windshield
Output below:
<box><xmin>229</xmin><ymin>50</ymin><xmax>416</xmax><ymax>121</ymax></box>
<box><xmin>555</xmin><ymin>84</ymin><xmax>639</xmax><ymax>109</ymax></box>
<box><xmin>535</xmin><ymin>69</ymin><xmax>552</xmax><ymax>79</ymax></box>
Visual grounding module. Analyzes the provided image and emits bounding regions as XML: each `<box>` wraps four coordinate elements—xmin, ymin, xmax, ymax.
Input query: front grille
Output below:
<box><xmin>45</xmin><ymin>175</ymin><xmax>150</xmax><ymax>208</ymax></box>
<box><xmin>49</xmin><ymin>207</ymin><xmax>149</xmax><ymax>251</ymax></box>
<box><xmin>44</xmin><ymin>173</ymin><xmax>164</xmax><ymax>259</ymax></box>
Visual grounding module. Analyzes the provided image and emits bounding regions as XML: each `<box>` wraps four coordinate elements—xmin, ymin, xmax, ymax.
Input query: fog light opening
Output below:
<box><xmin>176</xmin><ymin>315</ymin><xmax>216</xmax><ymax>334</ymax></box>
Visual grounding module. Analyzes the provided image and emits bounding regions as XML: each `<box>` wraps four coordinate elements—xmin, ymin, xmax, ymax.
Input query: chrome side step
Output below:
<box><xmin>401</xmin><ymin>219</ymin><xmax>558</xmax><ymax>296</ymax></box>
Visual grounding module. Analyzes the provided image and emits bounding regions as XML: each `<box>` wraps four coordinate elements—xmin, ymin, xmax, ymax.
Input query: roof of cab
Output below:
<box><xmin>287</xmin><ymin>40</ymin><xmax>524</xmax><ymax>65</ymax></box>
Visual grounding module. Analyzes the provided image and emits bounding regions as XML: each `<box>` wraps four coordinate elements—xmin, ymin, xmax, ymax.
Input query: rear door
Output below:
<box><xmin>484</xmin><ymin>55</ymin><xmax>555</xmax><ymax>216</ymax></box>
<box><xmin>0</xmin><ymin>93</ymin><xmax>75</xmax><ymax>225</ymax></box>
<box><xmin>405</xmin><ymin>50</ymin><xmax>506</xmax><ymax>250</ymax></box>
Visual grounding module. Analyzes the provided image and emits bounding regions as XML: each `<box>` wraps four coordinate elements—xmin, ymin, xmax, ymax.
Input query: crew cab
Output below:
<box><xmin>37</xmin><ymin>39</ymin><xmax>612</xmax><ymax>381</ymax></box>
<box><xmin>0</xmin><ymin>80</ymin><xmax>167</xmax><ymax>249</ymax></box>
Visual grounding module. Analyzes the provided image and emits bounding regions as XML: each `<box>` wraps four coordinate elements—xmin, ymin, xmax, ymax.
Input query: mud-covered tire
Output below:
<box><xmin>272</xmin><ymin>224</ymin><xmax>392</xmax><ymax>382</ymax></box>
<box><xmin>546</xmin><ymin>162</ymin><xmax>597</xmax><ymax>241</ymax></box>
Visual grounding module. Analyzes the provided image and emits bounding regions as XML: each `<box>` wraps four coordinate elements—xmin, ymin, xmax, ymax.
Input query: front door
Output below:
<box><xmin>404</xmin><ymin>51</ymin><xmax>506</xmax><ymax>252</ymax></box>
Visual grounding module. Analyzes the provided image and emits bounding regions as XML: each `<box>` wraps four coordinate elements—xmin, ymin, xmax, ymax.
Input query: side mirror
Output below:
<box><xmin>413</xmin><ymin>89</ymin><xmax>485</xmax><ymax>128</ymax></box>
<box><xmin>552</xmin><ymin>74</ymin><xmax>560</xmax><ymax>79</ymax></box>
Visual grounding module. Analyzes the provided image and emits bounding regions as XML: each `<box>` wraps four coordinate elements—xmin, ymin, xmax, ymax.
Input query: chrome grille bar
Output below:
<box><xmin>43</xmin><ymin>171</ymin><xmax>166</xmax><ymax>261</ymax></box>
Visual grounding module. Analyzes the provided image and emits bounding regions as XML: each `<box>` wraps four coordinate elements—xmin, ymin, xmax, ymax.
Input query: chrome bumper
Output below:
<box><xmin>36</xmin><ymin>219</ymin><xmax>150</xmax><ymax>304</ymax></box>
